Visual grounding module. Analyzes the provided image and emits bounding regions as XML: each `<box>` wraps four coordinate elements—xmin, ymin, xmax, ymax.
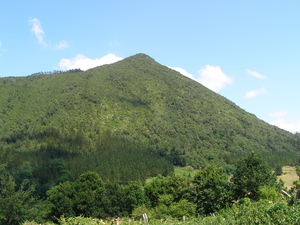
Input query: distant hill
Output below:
<box><xmin>0</xmin><ymin>53</ymin><xmax>299</xmax><ymax>183</ymax></box>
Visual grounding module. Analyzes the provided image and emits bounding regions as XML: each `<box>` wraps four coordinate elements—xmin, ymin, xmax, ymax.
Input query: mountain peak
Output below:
<box><xmin>124</xmin><ymin>53</ymin><xmax>156</xmax><ymax>62</ymax></box>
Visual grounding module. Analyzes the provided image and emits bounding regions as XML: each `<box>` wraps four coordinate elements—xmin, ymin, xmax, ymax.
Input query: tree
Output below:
<box><xmin>231</xmin><ymin>152</ymin><xmax>278</xmax><ymax>200</ymax></box>
<box><xmin>296</xmin><ymin>165</ymin><xmax>300</xmax><ymax>181</ymax></box>
<box><xmin>275</xmin><ymin>165</ymin><xmax>283</xmax><ymax>176</ymax></box>
<box><xmin>72</xmin><ymin>171</ymin><xmax>107</xmax><ymax>218</ymax></box>
<box><xmin>0</xmin><ymin>173</ymin><xmax>36</xmax><ymax>225</ymax></box>
<box><xmin>47</xmin><ymin>181</ymin><xmax>75</xmax><ymax>219</ymax></box>
<box><xmin>192</xmin><ymin>165</ymin><xmax>233</xmax><ymax>214</ymax></box>
<box><xmin>144</xmin><ymin>175</ymin><xmax>170</xmax><ymax>207</ymax></box>
<box><xmin>170</xmin><ymin>199</ymin><xmax>196</xmax><ymax>218</ymax></box>
<box><xmin>47</xmin><ymin>171</ymin><xmax>108</xmax><ymax>219</ymax></box>
<box><xmin>123</xmin><ymin>183</ymin><xmax>149</xmax><ymax>214</ymax></box>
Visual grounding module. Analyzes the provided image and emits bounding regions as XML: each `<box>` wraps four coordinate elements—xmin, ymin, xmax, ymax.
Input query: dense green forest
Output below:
<box><xmin>1</xmin><ymin>54</ymin><xmax>300</xmax><ymax>223</ymax></box>
<box><xmin>0</xmin><ymin>54</ymin><xmax>299</xmax><ymax>177</ymax></box>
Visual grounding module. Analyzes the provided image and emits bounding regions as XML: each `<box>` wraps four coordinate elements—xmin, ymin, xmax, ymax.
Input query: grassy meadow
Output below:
<box><xmin>278</xmin><ymin>166</ymin><xmax>298</xmax><ymax>189</ymax></box>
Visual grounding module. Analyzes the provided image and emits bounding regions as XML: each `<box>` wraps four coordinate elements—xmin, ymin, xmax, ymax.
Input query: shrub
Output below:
<box><xmin>259</xmin><ymin>186</ymin><xmax>281</xmax><ymax>202</ymax></box>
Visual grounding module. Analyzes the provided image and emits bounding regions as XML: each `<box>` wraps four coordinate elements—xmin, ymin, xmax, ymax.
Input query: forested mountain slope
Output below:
<box><xmin>0</xmin><ymin>53</ymin><xmax>299</xmax><ymax>181</ymax></box>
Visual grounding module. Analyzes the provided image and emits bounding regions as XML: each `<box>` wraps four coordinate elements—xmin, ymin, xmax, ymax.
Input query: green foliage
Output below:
<box><xmin>47</xmin><ymin>171</ymin><xmax>149</xmax><ymax>220</ymax></box>
<box><xmin>275</xmin><ymin>165</ymin><xmax>283</xmax><ymax>175</ymax></box>
<box><xmin>72</xmin><ymin>172</ymin><xmax>107</xmax><ymax>218</ymax></box>
<box><xmin>131</xmin><ymin>205</ymin><xmax>151</xmax><ymax>220</ymax></box>
<box><xmin>296</xmin><ymin>165</ymin><xmax>300</xmax><ymax>178</ymax></box>
<box><xmin>169</xmin><ymin>199</ymin><xmax>196</xmax><ymax>218</ymax></box>
<box><xmin>174</xmin><ymin>166</ymin><xmax>195</xmax><ymax>178</ymax></box>
<box><xmin>195</xmin><ymin>201</ymin><xmax>300</xmax><ymax>225</ymax></box>
<box><xmin>124</xmin><ymin>183</ymin><xmax>149</xmax><ymax>214</ymax></box>
<box><xmin>293</xmin><ymin>180</ymin><xmax>300</xmax><ymax>189</ymax></box>
<box><xmin>47</xmin><ymin>172</ymin><xmax>108</xmax><ymax>219</ymax></box>
<box><xmin>0</xmin><ymin>173</ymin><xmax>43</xmax><ymax>225</ymax></box>
<box><xmin>192</xmin><ymin>165</ymin><xmax>233</xmax><ymax>214</ymax></box>
<box><xmin>144</xmin><ymin>175</ymin><xmax>170</xmax><ymax>207</ymax></box>
<box><xmin>231</xmin><ymin>152</ymin><xmax>278</xmax><ymax>200</ymax></box>
<box><xmin>47</xmin><ymin>181</ymin><xmax>76</xmax><ymax>219</ymax></box>
<box><xmin>259</xmin><ymin>186</ymin><xmax>281</xmax><ymax>202</ymax></box>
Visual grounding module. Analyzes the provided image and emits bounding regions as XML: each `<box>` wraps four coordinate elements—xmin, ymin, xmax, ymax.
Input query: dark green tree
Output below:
<box><xmin>192</xmin><ymin>165</ymin><xmax>233</xmax><ymax>215</ymax></box>
<box><xmin>144</xmin><ymin>175</ymin><xmax>170</xmax><ymax>207</ymax></box>
<box><xmin>123</xmin><ymin>183</ymin><xmax>149</xmax><ymax>214</ymax></box>
<box><xmin>49</xmin><ymin>158</ymin><xmax>70</xmax><ymax>184</ymax></box>
<box><xmin>72</xmin><ymin>171</ymin><xmax>107</xmax><ymax>218</ymax></box>
<box><xmin>275</xmin><ymin>165</ymin><xmax>283</xmax><ymax>176</ymax></box>
<box><xmin>0</xmin><ymin>173</ymin><xmax>36</xmax><ymax>225</ymax></box>
<box><xmin>47</xmin><ymin>171</ymin><xmax>108</xmax><ymax>219</ymax></box>
<box><xmin>231</xmin><ymin>152</ymin><xmax>278</xmax><ymax>200</ymax></box>
<box><xmin>47</xmin><ymin>181</ymin><xmax>75</xmax><ymax>219</ymax></box>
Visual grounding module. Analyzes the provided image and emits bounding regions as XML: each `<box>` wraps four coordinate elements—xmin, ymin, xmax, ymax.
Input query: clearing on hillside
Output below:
<box><xmin>278</xmin><ymin>166</ymin><xmax>298</xmax><ymax>189</ymax></box>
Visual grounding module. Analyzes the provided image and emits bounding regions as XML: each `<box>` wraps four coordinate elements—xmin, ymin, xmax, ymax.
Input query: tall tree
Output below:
<box><xmin>231</xmin><ymin>152</ymin><xmax>278</xmax><ymax>200</ymax></box>
<box><xmin>192</xmin><ymin>165</ymin><xmax>233</xmax><ymax>214</ymax></box>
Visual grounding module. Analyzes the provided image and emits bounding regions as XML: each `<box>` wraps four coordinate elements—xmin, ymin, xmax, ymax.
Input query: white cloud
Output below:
<box><xmin>269</xmin><ymin>111</ymin><xmax>288</xmax><ymax>117</ymax></box>
<box><xmin>198</xmin><ymin>65</ymin><xmax>233</xmax><ymax>92</ymax></box>
<box><xmin>268</xmin><ymin>111</ymin><xmax>300</xmax><ymax>133</ymax></box>
<box><xmin>168</xmin><ymin>65</ymin><xmax>232</xmax><ymax>92</ymax></box>
<box><xmin>246</xmin><ymin>69</ymin><xmax>267</xmax><ymax>80</ymax></box>
<box><xmin>29</xmin><ymin>18</ymin><xmax>46</xmax><ymax>47</ymax></box>
<box><xmin>168</xmin><ymin>66</ymin><xmax>194</xmax><ymax>79</ymax></box>
<box><xmin>270</xmin><ymin>118</ymin><xmax>300</xmax><ymax>133</ymax></box>
<box><xmin>245</xmin><ymin>88</ymin><xmax>266</xmax><ymax>98</ymax></box>
<box><xmin>0</xmin><ymin>41</ymin><xmax>2</xmax><ymax>48</ymax></box>
<box><xmin>59</xmin><ymin>53</ymin><xmax>123</xmax><ymax>71</ymax></box>
<box><xmin>55</xmin><ymin>40</ymin><xmax>69</xmax><ymax>49</ymax></box>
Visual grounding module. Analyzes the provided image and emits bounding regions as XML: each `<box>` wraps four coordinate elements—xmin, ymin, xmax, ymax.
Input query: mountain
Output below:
<box><xmin>0</xmin><ymin>53</ymin><xmax>299</xmax><ymax>182</ymax></box>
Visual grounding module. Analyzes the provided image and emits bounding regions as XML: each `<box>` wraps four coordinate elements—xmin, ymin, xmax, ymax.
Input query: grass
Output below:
<box><xmin>278</xmin><ymin>166</ymin><xmax>298</xmax><ymax>189</ymax></box>
<box><xmin>174</xmin><ymin>166</ymin><xmax>195</xmax><ymax>178</ymax></box>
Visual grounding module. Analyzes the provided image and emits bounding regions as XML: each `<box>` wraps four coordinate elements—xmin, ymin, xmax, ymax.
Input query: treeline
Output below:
<box><xmin>0</xmin><ymin>152</ymin><xmax>298</xmax><ymax>224</ymax></box>
<box><xmin>29</xmin><ymin>68</ymin><xmax>83</xmax><ymax>76</ymax></box>
<box><xmin>0</xmin><ymin>129</ymin><xmax>173</xmax><ymax>197</ymax></box>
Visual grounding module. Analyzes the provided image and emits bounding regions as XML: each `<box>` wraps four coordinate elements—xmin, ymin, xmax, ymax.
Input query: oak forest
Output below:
<box><xmin>1</xmin><ymin>54</ymin><xmax>300</xmax><ymax>224</ymax></box>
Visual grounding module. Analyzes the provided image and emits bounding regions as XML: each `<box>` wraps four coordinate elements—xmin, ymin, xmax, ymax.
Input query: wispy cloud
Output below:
<box><xmin>55</xmin><ymin>40</ymin><xmax>69</xmax><ymax>49</ymax></box>
<box><xmin>245</xmin><ymin>88</ymin><xmax>266</xmax><ymax>98</ymax></box>
<box><xmin>198</xmin><ymin>65</ymin><xmax>233</xmax><ymax>92</ymax></box>
<box><xmin>268</xmin><ymin>110</ymin><xmax>300</xmax><ymax>133</ymax></box>
<box><xmin>59</xmin><ymin>53</ymin><xmax>123</xmax><ymax>70</ymax></box>
<box><xmin>269</xmin><ymin>111</ymin><xmax>288</xmax><ymax>117</ymax></box>
<box><xmin>168</xmin><ymin>66</ymin><xmax>194</xmax><ymax>79</ymax></box>
<box><xmin>246</xmin><ymin>69</ymin><xmax>267</xmax><ymax>80</ymax></box>
<box><xmin>168</xmin><ymin>65</ymin><xmax>232</xmax><ymax>92</ymax></box>
<box><xmin>270</xmin><ymin>118</ymin><xmax>300</xmax><ymax>133</ymax></box>
<box><xmin>29</xmin><ymin>18</ymin><xmax>47</xmax><ymax>47</ymax></box>
<box><xmin>29</xmin><ymin>18</ymin><xmax>69</xmax><ymax>49</ymax></box>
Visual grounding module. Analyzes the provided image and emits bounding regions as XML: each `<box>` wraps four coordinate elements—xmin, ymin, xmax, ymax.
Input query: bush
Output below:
<box><xmin>259</xmin><ymin>186</ymin><xmax>281</xmax><ymax>202</ymax></box>
<box><xmin>170</xmin><ymin>199</ymin><xmax>196</xmax><ymax>219</ymax></box>
<box><xmin>131</xmin><ymin>205</ymin><xmax>151</xmax><ymax>221</ymax></box>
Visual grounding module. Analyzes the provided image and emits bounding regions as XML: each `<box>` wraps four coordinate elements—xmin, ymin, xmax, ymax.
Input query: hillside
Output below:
<box><xmin>0</xmin><ymin>53</ymin><xmax>299</xmax><ymax>182</ymax></box>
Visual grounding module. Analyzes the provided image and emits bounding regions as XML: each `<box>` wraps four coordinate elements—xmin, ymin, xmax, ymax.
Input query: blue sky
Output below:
<box><xmin>1</xmin><ymin>0</ymin><xmax>300</xmax><ymax>132</ymax></box>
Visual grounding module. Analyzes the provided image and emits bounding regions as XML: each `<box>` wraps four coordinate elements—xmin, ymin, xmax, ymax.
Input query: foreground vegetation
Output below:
<box><xmin>2</xmin><ymin>152</ymin><xmax>300</xmax><ymax>224</ymax></box>
<box><xmin>22</xmin><ymin>201</ymin><xmax>300</xmax><ymax>225</ymax></box>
